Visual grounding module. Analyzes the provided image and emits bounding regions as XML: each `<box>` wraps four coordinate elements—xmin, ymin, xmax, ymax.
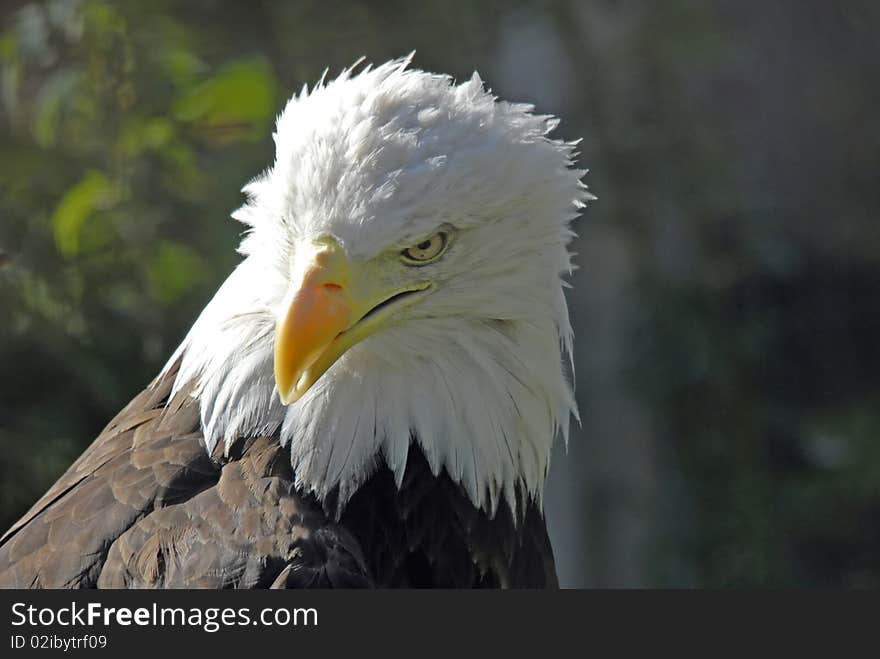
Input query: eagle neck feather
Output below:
<box><xmin>162</xmin><ymin>262</ymin><xmax>576</xmax><ymax>519</ymax></box>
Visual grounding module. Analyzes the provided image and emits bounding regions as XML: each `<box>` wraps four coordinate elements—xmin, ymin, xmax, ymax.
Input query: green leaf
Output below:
<box><xmin>118</xmin><ymin>116</ymin><xmax>174</xmax><ymax>156</ymax></box>
<box><xmin>51</xmin><ymin>170</ymin><xmax>114</xmax><ymax>257</ymax></box>
<box><xmin>0</xmin><ymin>31</ymin><xmax>16</xmax><ymax>60</ymax></box>
<box><xmin>146</xmin><ymin>240</ymin><xmax>210</xmax><ymax>302</ymax></box>
<box><xmin>33</xmin><ymin>70</ymin><xmax>80</xmax><ymax>147</ymax></box>
<box><xmin>161</xmin><ymin>46</ymin><xmax>206</xmax><ymax>88</ymax></box>
<box><xmin>173</xmin><ymin>57</ymin><xmax>277</xmax><ymax>142</ymax></box>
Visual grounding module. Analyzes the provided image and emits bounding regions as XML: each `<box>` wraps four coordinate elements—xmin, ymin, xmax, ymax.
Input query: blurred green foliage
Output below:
<box><xmin>0</xmin><ymin>0</ymin><xmax>274</xmax><ymax>536</ymax></box>
<box><xmin>1</xmin><ymin>0</ymin><xmax>879</xmax><ymax>587</ymax></box>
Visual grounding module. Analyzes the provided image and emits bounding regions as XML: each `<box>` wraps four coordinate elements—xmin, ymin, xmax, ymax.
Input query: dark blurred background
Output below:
<box><xmin>2</xmin><ymin>0</ymin><xmax>879</xmax><ymax>587</ymax></box>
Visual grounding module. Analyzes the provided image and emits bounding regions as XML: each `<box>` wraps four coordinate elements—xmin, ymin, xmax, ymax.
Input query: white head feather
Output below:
<box><xmin>164</xmin><ymin>56</ymin><xmax>592</xmax><ymax>517</ymax></box>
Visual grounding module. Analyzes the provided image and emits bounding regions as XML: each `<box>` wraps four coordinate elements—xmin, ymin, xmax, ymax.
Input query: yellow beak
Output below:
<box><xmin>273</xmin><ymin>237</ymin><xmax>429</xmax><ymax>405</ymax></box>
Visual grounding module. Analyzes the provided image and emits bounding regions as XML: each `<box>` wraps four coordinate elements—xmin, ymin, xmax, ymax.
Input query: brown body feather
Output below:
<box><xmin>0</xmin><ymin>363</ymin><xmax>557</xmax><ymax>588</ymax></box>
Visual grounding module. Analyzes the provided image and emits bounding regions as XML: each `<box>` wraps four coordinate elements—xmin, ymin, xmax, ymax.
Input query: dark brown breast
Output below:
<box><xmin>0</xmin><ymin>362</ymin><xmax>557</xmax><ymax>588</ymax></box>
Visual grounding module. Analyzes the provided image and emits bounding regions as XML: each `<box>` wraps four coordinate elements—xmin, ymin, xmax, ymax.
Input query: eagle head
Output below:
<box><xmin>166</xmin><ymin>56</ymin><xmax>592</xmax><ymax>517</ymax></box>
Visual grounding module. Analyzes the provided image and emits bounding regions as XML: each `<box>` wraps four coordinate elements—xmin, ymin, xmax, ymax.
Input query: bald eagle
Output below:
<box><xmin>0</xmin><ymin>57</ymin><xmax>591</xmax><ymax>588</ymax></box>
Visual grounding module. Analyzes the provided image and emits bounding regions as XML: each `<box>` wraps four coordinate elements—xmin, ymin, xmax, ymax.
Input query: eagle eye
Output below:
<box><xmin>401</xmin><ymin>232</ymin><xmax>448</xmax><ymax>265</ymax></box>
